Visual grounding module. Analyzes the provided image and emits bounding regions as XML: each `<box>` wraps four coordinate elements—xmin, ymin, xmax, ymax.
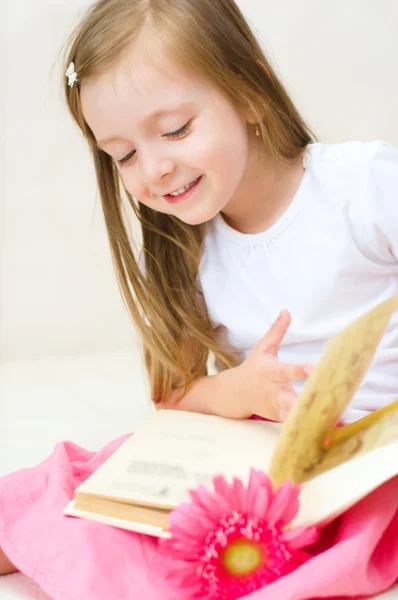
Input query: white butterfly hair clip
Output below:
<box><xmin>65</xmin><ymin>62</ymin><xmax>78</xmax><ymax>88</ymax></box>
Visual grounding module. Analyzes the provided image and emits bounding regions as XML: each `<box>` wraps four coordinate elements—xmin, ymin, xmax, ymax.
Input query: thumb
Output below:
<box><xmin>256</xmin><ymin>310</ymin><xmax>291</xmax><ymax>356</ymax></box>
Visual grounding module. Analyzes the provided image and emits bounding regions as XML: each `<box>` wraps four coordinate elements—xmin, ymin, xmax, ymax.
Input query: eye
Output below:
<box><xmin>117</xmin><ymin>121</ymin><xmax>192</xmax><ymax>168</ymax></box>
<box><xmin>164</xmin><ymin>121</ymin><xmax>192</xmax><ymax>139</ymax></box>
<box><xmin>118</xmin><ymin>150</ymin><xmax>136</xmax><ymax>167</ymax></box>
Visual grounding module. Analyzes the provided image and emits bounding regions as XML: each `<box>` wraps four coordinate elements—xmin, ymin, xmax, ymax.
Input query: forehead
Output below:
<box><xmin>80</xmin><ymin>36</ymin><xmax>211</xmax><ymax>138</ymax></box>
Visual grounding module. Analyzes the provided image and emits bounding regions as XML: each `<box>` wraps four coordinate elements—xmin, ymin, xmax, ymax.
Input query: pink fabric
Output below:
<box><xmin>0</xmin><ymin>435</ymin><xmax>397</xmax><ymax>600</ymax></box>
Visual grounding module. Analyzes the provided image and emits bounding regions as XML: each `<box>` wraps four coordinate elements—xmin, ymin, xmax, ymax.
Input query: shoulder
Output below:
<box><xmin>309</xmin><ymin>140</ymin><xmax>398</xmax><ymax>261</ymax></box>
<box><xmin>308</xmin><ymin>140</ymin><xmax>398</xmax><ymax>227</ymax></box>
<box><xmin>306</xmin><ymin>139</ymin><xmax>398</xmax><ymax>180</ymax></box>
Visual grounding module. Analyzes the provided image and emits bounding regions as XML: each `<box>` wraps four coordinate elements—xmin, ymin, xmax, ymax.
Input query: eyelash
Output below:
<box><xmin>117</xmin><ymin>121</ymin><xmax>192</xmax><ymax>167</ymax></box>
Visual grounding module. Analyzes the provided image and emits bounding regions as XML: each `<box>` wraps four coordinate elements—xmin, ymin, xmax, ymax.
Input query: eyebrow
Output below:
<box><xmin>96</xmin><ymin>102</ymin><xmax>194</xmax><ymax>148</ymax></box>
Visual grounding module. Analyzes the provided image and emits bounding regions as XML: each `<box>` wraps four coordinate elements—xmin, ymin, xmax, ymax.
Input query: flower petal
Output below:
<box><xmin>165</xmin><ymin>563</ymin><xmax>202</xmax><ymax>598</ymax></box>
<box><xmin>166</xmin><ymin>561</ymin><xmax>200</xmax><ymax>586</ymax></box>
<box><xmin>253</xmin><ymin>468</ymin><xmax>272</xmax><ymax>488</ymax></box>
<box><xmin>173</xmin><ymin>501</ymin><xmax>217</xmax><ymax>533</ymax></box>
<box><xmin>189</xmin><ymin>484</ymin><xmax>227</xmax><ymax>520</ymax></box>
<box><xmin>211</xmin><ymin>475</ymin><xmax>234</xmax><ymax>514</ymax></box>
<box><xmin>246</xmin><ymin>469</ymin><xmax>272</xmax><ymax>514</ymax></box>
<box><xmin>267</xmin><ymin>481</ymin><xmax>299</xmax><ymax>524</ymax></box>
<box><xmin>162</xmin><ymin>537</ymin><xmax>201</xmax><ymax>560</ymax></box>
<box><xmin>169</xmin><ymin>509</ymin><xmax>208</xmax><ymax>542</ymax></box>
<box><xmin>282</xmin><ymin>526</ymin><xmax>319</xmax><ymax>550</ymax></box>
<box><xmin>231</xmin><ymin>477</ymin><xmax>246</xmax><ymax>512</ymax></box>
<box><xmin>179</xmin><ymin>570</ymin><xmax>202</xmax><ymax>588</ymax></box>
<box><xmin>251</xmin><ymin>484</ymin><xmax>270</xmax><ymax>518</ymax></box>
<box><xmin>213</xmin><ymin>474</ymin><xmax>232</xmax><ymax>497</ymax></box>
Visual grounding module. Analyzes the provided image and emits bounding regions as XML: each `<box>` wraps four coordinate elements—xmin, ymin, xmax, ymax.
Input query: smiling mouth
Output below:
<box><xmin>164</xmin><ymin>176</ymin><xmax>202</xmax><ymax>204</ymax></box>
<box><xmin>167</xmin><ymin>176</ymin><xmax>201</xmax><ymax>197</ymax></box>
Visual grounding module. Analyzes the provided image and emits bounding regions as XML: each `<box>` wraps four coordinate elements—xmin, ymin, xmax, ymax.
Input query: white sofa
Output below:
<box><xmin>0</xmin><ymin>350</ymin><xmax>154</xmax><ymax>599</ymax></box>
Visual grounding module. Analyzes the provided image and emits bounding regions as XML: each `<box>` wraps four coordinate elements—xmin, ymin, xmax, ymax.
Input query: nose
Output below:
<box><xmin>140</xmin><ymin>147</ymin><xmax>176</xmax><ymax>187</ymax></box>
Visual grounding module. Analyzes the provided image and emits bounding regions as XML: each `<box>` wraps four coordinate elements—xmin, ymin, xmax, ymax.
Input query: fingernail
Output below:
<box><xmin>304</xmin><ymin>365</ymin><xmax>314</xmax><ymax>376</ymax></box>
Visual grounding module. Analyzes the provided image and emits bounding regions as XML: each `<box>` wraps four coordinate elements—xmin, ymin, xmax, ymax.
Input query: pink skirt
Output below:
<box><xmin>0</xmin><ymin>435</ymin><xmax>397</xmax><ymax>600</ymax></box>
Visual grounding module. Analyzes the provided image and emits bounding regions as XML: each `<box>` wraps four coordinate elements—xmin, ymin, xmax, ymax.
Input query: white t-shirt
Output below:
<box><xmin>198</xmin><ymin>140</ymin><xmax>398</xmax><ymax>422</ymax></box>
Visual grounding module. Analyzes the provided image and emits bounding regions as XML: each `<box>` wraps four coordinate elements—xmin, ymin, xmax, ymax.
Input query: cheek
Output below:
<box><xmin>119</xmin><ymin>170</ymin><xmax>145</xmax><ymax>200</ymax></box>
<box><xmin>194</xmin><ymin>115</ymin><xmax>249</xmax><ymax>176</ymax></box>
<box><xmin>120</xmin><ymin>170</ymin><xmax>169</xmax><ymax>214</ymax></box>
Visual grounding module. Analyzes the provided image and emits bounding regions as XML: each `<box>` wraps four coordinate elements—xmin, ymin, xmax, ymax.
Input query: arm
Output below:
<box><xmin>159</xmin><ymin>368</ymin><xmax>246</xmax><ymax>418</ymax></box>
<box><xmin>158</xmin><ymin>311</ymin><xmax>313</xmax><ymax>422</ymax></box>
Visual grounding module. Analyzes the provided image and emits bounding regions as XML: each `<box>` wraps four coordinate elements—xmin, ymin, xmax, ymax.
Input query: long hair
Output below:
<box><xmin>63</xmin><ymin>0</ymin><xmax>316</xmax><ymax>403</ymax></box>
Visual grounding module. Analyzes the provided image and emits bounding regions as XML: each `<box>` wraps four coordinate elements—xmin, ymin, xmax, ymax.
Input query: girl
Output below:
<box><xmin>1</xmin><ymin>0</ymin><xmax>397</xmax><ymax>591</ymax></box>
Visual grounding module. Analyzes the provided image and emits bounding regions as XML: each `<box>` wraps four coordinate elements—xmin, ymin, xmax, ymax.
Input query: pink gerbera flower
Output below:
<box><xmin>160</xmin><ymin>469</ymin><xmax>318</xmax><ymax>599</ymax></box>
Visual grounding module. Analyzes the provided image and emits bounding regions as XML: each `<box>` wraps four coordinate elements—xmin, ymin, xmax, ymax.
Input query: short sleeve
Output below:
<box><xmin>361</xmin><ymin>141</ymin><xmax>398</xmax><ymax>261</ymax></box>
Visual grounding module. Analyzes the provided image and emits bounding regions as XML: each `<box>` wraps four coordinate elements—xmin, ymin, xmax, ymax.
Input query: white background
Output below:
<box><xmin>1</xmin><ymin>0</ymin><xmax>398</xmax><ymax>363</ymax></box>
<box><xmin>1</xmin><ymin>2</ymin><xmax>398</xmax><ymax>597</ymax></box>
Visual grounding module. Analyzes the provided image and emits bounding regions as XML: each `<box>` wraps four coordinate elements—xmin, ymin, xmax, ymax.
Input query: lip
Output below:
<box><xmin>164</xmin><ymin>176</ymin><xmax>202</xmax><ymax>205</ymax></box>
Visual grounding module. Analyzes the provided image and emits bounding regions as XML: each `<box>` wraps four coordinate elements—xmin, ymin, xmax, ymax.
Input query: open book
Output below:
<box><xmin>64</xmin><ymin>297</ymin><xmax>398</xmax><ymax>538</ymax></box>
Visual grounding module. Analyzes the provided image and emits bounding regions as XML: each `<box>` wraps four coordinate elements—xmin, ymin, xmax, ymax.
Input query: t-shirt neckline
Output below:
<box><xmin>213</xmin><ymin>145</ymin><xmax>312</xmax><ymax>245</ymax></box>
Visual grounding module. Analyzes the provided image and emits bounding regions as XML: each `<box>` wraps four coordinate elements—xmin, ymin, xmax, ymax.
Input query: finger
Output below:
<box><xmin>251</xmin><ymin>386</ymin><xmax>297</xmax><ymax>423</ymax></box>
<box><xmin>276</xmin><ymin>388</ymin><xmax>298</xmax><ymax>414</ymax></box>
<box><xmin>256</xmin><ymin>310</ymin><xmax>291</xmax><ymax>354</ymax></box>
<box><xmin>279</xmin><ymin>381</ymin><xmax>298</xmax><ymax>393</ymax></box>
<box><xmin>271</xmin><ymin>361</ymin><xmax>314</xmax><ymax>383</ymax></box>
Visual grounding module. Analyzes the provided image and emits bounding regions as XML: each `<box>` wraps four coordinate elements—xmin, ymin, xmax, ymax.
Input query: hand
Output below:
<box><xmin>222</xmin><ymin>310</ymin><xmax>313</xmax><ymax>422</ymax></box>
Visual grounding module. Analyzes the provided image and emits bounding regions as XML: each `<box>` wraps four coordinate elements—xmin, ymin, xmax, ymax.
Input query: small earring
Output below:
<box><xmin>255</xmin><ymin>124</ymin><xmax>261</xmax><ymax>137</ymax></box>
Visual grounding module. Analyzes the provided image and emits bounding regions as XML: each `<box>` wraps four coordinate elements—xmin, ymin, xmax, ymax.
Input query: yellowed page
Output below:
<box><xmin>291</xmin><ymin>441</ymin><xmax>398</xmax><ymax>529</ymax></box>
<box><xmin>75</xmin><ymin>410</ymin><xmax>281</xmax><ymax>509</ymax></box>
<box><xmin>270</xmin><ymin>296</ymin><xmax>398</xmax><ymax>486</ymax></box>
<box><xmin>308</xmin><ymin>401</ymin><xmax>398</xmax><ymax>478</ymax></box>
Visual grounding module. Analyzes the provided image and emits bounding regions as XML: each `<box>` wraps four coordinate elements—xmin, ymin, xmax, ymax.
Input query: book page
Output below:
<box><xmin>291</xmin><ymin>441</ymin><xmax>398</xmax><ymax>529</ymax></box>
<box><xmin>76</xmin><ymin>411</ymin><xmax>281</xmax><ymax>509</ymax></box>
<box><xmin>64</xmin><ymin>499</ymin><xmax>171</xmax><ymax>539</ymax></box>
<box><xmin>270</xmin><ymin>296</ymin><xmax>398</xmax><ymax>485</ymax></box>
<box><xmin>309</xmin><ymin>399</ymin><xmax>398</xmax><ymax>478</ymax></box>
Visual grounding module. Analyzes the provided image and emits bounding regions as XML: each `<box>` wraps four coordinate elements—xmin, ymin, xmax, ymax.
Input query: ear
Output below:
<box><xmin>239</xmin><ymin>99</ymin><xmax>259</xmax><ymax>125</ymax></box>
<box><xmin>245</xmin><ymin>112</ymin><xmax>257</xmax><ymax>125</ymax></box>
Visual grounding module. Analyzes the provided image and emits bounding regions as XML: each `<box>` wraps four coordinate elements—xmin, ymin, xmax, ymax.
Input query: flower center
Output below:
<box><xmin>197</xmin><ymin>513</ymin><xmax>293</xmax><ymax>599</ymax></box>
<box><xmin>222</xmin><ymin>540</ymin><xmax>264</xmax><ymax>576</ymax></box>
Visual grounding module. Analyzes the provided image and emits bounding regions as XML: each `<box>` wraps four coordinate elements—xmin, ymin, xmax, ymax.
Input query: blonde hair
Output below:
<box><xmin>63</xmin><ymin>0</ymin><xmax>315</xmax><ymax>404</ymax></box>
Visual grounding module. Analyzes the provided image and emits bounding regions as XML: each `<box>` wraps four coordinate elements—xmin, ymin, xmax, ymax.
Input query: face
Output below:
<box><xmin>80</xmin><ymin>35</ymin><xmax>255</xmax><ymax>225</ymax></box>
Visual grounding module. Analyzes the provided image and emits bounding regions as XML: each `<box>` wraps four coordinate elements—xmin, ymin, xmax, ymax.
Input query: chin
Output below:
<box><xmin>178</xmin><ymin>208</ymin><xmax>220</xmax><ymax>227</ymax></box>
<box><xmin>177</xmin><ymin>196</ymin><xmax>224</xmax><ymax>226</ymax></box>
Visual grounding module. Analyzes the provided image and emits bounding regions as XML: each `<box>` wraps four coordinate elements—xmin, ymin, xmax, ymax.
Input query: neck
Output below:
<box><xmin>221</xmin><ymin>146</ymin><xmax>305</xmax><ymax>235</ymax></box>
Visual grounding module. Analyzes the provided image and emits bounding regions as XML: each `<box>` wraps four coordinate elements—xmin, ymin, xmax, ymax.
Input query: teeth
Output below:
<box><xmin>169</xmin><ymin>178</ymin><xmax>198</xmax><ymax>196</ymax></box>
